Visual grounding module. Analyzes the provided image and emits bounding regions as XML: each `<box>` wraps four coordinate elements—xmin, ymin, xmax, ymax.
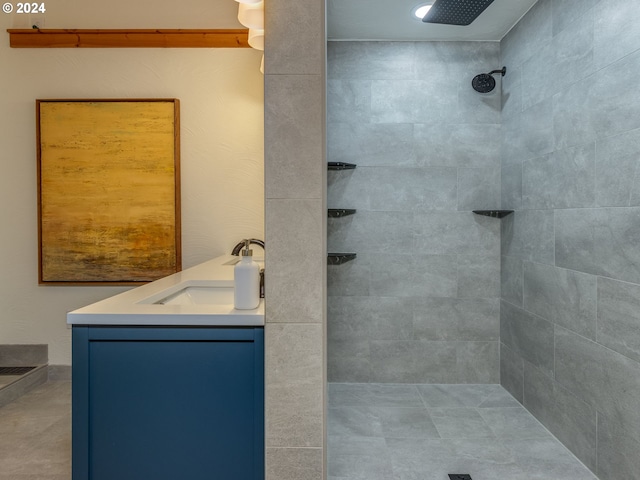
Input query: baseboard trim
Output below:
<box><xmin>0</xmin><ymin>364</ymin><xmax>48</xmax><ymax>408</ymax></box>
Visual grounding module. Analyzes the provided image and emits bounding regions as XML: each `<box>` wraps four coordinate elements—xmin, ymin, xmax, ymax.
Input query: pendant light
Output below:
<box><xmin>238</xmin><ymin>1</ymin><xmax>264</xmax><ymax>30</ymax></box>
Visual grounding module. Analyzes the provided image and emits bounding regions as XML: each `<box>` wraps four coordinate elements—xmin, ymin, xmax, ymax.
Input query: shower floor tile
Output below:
<box><xmin>328</xmin><ymin>383</ymin><xmax>598</xmax><ymax>480</ymax></box>
<box><xmin>429</xmin><ymin>408</ymin><xmax>495</xmax><ymax>439</ymax></box>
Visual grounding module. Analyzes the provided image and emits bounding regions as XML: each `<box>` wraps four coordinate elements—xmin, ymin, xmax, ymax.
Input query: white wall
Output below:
<box><xmin>0</xmin><ymin>0</ymin><xmax>264</xmax><ymax>364</ymax></box>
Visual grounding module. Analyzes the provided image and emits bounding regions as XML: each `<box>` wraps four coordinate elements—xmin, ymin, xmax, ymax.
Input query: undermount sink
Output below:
<box><xmin>223</xmin><ymin>258</ymin><xmax>241</xmax><ymax>265</ymax></box>
<box><xmin>156</xmin><ymin>286</ymin><xmax>235</xmax><ymax>306</ymax></box>
<box><xmin>67</xmin><ymin>255</ymin><xmax>264</xmax><ymax>326</ymax></box>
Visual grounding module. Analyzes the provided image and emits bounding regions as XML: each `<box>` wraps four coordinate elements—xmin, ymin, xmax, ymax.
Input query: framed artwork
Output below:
<box><xmin>36</xmin><ymin>99</ymin><xmax>181</xmax><ymax>285</ymax></box>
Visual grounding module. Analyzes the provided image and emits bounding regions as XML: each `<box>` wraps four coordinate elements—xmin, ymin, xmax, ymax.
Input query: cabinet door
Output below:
<box><xmin>72</xmin><ymin>327</ymin><xmax>264</xmax><ymax>480</ymax></box>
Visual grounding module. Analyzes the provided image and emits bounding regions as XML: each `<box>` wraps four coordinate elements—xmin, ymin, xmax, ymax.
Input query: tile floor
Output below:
<box><xmin>328</xmin><ymin>383</ymin><xmax>598</xmax><ymax>480</ymax></box>
<box><xmin>0</xmin><ymin>380</ymin><xmax>71</xmax><ymax>479</ymax></box>
<box><xmin>0</xmin><ymin>381</ymin><xmax>597</xmax><ymax>480</ymax></box>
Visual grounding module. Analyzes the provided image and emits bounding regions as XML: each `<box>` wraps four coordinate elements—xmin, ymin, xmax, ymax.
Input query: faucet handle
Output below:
<box><xmin>259</xmin><ymin>268</ymin><xmax>265</xmax><ymax>298</ymax></box>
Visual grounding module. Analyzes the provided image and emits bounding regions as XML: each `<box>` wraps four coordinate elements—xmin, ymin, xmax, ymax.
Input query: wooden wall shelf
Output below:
<box><xmin>7</xmin><ymin>29</ymin><xmax>250</xmax><ymax>48</ymax></box>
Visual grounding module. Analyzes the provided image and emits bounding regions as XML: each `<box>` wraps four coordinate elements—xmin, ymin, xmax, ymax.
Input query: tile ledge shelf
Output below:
<box><xmin>328</xmin><ymin>209</ymin><xmax>356</xmax><ymax>218</ymax></box>
<box><xmin>328</xmin><ymin>162</ymin><xmax>357</xmax><ymax>170</ymax></box>
<box><xmin>472</xmin><ymin>210</ymin><xmax>514</xmax><ymax>218</ymax></box>
<box><xmin>327</xmin><ymin>253</ymin><xmax>357</xmax><ymax>265</ymax></box>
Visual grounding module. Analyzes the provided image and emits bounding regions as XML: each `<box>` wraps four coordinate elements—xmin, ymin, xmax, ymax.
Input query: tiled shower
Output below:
<box><xmin>327</xmin><ymin>0</ymin><xmax>640</xmax><ymax>479</ymax></box>
<box><xmin>327</xmin><ymin>40</ymin><xmax>502</xmax><ymax>384</ymax></box>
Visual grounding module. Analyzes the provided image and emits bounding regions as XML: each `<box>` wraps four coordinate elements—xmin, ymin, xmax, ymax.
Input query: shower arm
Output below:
<box><xmin>487</xmin><ymin>67</ymin><xmax>507</xmax><ymax>77</ymax></box>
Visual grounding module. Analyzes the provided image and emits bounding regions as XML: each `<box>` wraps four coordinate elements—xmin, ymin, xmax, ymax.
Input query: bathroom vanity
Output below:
<box><xmin>67</xmin><ymin>256</ymin><xmax>265</xmax><ymax>480</ymax></box>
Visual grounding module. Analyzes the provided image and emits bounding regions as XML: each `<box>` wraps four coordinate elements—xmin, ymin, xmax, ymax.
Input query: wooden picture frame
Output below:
<box><xmin>36</xmin><ymin>99</ymin><xmax>181</xmax><ymax>285</ymax></box>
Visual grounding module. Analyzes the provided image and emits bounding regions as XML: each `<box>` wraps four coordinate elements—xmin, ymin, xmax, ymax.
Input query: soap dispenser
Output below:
<box><xmin>234</xmin><ymin>240</ymin><xmax>260</xmax><ymax>310</ymax></box>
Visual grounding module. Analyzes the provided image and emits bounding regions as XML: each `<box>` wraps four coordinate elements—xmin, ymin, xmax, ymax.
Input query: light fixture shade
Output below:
<box><xmin>260</xmin><ymin>55</ymin><xmax>264</xmax><ymax>74</ymax></box>
<box><xmin>234</xmin><ymin>0</ymin><xmax>261</xmax><ymax>4</ymax></box>
<box><xmin>248</xmin><ymin>28</ymin><xmax>264</xmax><ymax>51</ymax></box>
<box><xmin>237</xmin><ymin>2</ymin><xmax>264</xmax><ymax>30</ymax></box>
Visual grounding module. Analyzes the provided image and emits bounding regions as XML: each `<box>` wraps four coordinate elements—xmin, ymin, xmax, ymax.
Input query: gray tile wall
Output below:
<box><xmin>264</xmin><ymin>0</ymin><xmax>326</xmax><ymax>478</ymax></box>
<box><xmin>327</xmin><ymin>41</ymin><xmax>502</xmax><ymax>384</ymax></box>
<box><xmin>500</xmin><ymin>0</ymin><xmax>640</xmax><ymax>478</ymax></box>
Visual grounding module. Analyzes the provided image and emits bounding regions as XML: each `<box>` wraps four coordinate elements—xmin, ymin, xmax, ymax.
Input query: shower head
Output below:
<box><xmin>472</xmin><ymin>66</ymin><xmax>506</xmax><ymax>93</ymax></box>
<box><xmin>422</xmin><ymin>0</ymin><xmax>497</xmax><ymax>26</ymax></box>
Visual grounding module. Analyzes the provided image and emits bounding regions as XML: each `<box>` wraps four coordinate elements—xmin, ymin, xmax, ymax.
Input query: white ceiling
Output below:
<box><xmin>327</xmin><ymin>0</ymin><xmax>540</xmax><ymax>41</ymax></box>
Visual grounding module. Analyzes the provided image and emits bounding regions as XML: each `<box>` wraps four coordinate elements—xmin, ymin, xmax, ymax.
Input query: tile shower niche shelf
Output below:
<box><xmin>328</xmin><ymin>164</ymin><xmax>357</xmax><ymax>264</ymax></box>
<box><xmin>328</xmin><ymin>209</ymin><xmax>356</xmax><ymax>218</ymax></box>
<box><xmin>327</xmin><ymin>253</ymin><xmax>357</xmax><ymax>265</ymax></box>
<box><xmin>328</xmin><ymin>162</ymin><xmax>357</xmax><ymax>170</ymax></box>
<box><xmin>472</xmin><ymin>210</ymin><xmax>514</xmax><ymax>218</ymax></box>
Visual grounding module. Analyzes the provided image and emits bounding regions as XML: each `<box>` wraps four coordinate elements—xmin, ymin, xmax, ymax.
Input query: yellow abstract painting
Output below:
<box><xmin>37</xmin><ymin>99</ymin><xmax>181</xmax><ymax>284</ymax></box>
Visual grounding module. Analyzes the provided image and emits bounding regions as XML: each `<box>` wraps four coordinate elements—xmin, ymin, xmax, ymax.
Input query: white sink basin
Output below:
<box><xmin>157</xmin><ymin>286</ymin><xmax>235</xmax><ymax>306</ymax></box>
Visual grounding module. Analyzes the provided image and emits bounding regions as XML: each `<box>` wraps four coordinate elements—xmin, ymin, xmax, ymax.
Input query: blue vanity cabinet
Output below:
<box><xmin>72</xmin><ymin>326</ymin><xmax>264</xmax><ymax>480</ymax></box>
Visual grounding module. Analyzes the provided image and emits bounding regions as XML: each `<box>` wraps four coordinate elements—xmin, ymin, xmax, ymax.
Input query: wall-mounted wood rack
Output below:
<box><xmin>7</xmin><ymin>29</ymin><xmax>250</xmax><ymax>48</ymax></box>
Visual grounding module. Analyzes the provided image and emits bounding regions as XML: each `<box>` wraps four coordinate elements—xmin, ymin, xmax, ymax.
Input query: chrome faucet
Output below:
<box><xmin>231</xmin><ymin>238</ymin><xmax>265</xmax><ymax>256</ymax></box>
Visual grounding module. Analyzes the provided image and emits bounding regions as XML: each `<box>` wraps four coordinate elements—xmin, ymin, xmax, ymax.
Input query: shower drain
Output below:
<box><xmin>448</xmin><ymin>475</ymin><xmax>473</xmax><ymax>480</ymax></box>
<box><xmin>0</xmin><ymin>366</ymin><xmax>37</xmax><ymax>375</ymax></box>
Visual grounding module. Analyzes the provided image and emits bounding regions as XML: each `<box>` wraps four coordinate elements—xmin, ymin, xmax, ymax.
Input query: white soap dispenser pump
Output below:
<box><xmin>234</xmin><ymin>240</ymin><xmax>260</xmax><ymax>310</ymax></box>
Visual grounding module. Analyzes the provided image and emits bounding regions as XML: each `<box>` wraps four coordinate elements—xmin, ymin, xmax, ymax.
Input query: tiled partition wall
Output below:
<box><xmin>500</xmin><ymin>0</ymin><xmax>640</xmax><ymax>478</ymax></box>
<box><xmin>327</xmin><ymin>41</ymin><xmax>502</xmax><ymax>384</ymax></box>
<box><xmin>264</xmin><ymin>0</ymin><xmax>326</xmax><ymax>479</ymax></box>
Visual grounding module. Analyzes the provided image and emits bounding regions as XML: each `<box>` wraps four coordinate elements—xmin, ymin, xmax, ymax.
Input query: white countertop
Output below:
<box><xmin>67</xmin><ymin>255</ymin><xmax>265</xmax><ymax>327</ymax></box>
